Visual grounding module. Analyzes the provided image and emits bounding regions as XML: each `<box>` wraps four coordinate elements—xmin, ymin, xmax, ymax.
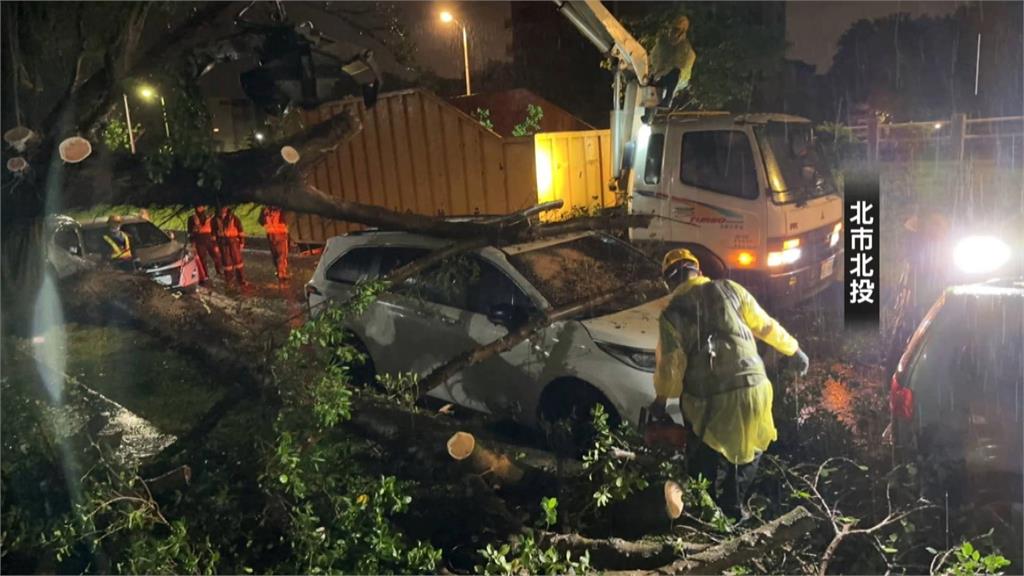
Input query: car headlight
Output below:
<box><xmin>954</xmin><ymin>235</ymin><xmax>1010</xmax><ymax>274</ymax></box>
<box><xmin>595</xmin><ymin>341</ymin><xmax>656</xmax><ymax>373</ymax></box>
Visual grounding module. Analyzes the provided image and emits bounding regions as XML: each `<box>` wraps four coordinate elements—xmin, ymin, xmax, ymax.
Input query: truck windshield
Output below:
<box><xmin>507</xmin><ymin>234</ymin><xmax>668</xmax><ymax>315</ymax></box>
<box><xmin>756</xmin><ymin>122</ymin><xmax>836</xmax><ymax>204</ymax></box>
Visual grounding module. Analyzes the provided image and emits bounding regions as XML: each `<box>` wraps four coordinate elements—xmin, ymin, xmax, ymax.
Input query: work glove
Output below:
<box><xmin>791</xmin><ymin>348</ymin><xmax>810</xmax><ymax>377</ymax></box>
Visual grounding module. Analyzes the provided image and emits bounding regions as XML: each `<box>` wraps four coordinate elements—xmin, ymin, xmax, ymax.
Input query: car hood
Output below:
<box><xmin>134</xmin><ymin>241</ymin><xmax>185</xmax><ymax>266</ymax></box>
<box><xmin>580</xmin><ymin>295</ymin><xmax>672</xmax><ymax>350</ymax></box>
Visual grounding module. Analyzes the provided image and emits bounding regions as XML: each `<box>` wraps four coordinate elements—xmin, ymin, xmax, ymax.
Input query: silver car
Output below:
<box><xmin>305</xmin><ymin>231</ymin><xmax>674</xmax><ymax>431</ymax></box>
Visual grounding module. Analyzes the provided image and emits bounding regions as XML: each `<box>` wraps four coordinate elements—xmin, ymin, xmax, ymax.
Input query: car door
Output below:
<box><xmin>397</xmin><ymin>254</ymin><xmax>536</xmax><ymax>415</ymax></box>
<box><xmin>665</xmin><ymin>127</ymin><xmax>766</xmax><ymax>266</ymax></box>
<box><xmin>321</xmin><ymin>245</ymin><xmax>429</xmax><ymax>377</ymax></box>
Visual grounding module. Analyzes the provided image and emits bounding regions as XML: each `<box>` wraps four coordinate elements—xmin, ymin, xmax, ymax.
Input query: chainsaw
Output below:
<box><xmin>638</xmin><ymin>407</ymin><xmax>687</xmax><ymax>451</ymax></box>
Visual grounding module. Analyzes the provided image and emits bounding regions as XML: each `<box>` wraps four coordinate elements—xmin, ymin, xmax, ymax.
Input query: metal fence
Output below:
<box><xmin>848</xmin><ymin>115</ymin><xmax>1023</xmax><ymax>167</ymax></box>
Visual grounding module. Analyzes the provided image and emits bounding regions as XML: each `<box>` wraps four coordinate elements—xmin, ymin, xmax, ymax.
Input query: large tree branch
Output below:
<box><xmin>601</xmin><ymin>507</ymin><xmax>818</xmax><ymax>576</ymax></box>
<box><xmin>414</xmin><ymin>279</ymin><xmax>668</xmax><ymax>398</ymax></box>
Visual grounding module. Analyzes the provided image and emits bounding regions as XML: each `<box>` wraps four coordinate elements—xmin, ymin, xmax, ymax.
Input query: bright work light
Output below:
<box><xmin>954</xmin><ymin>235</ymin><xmax>1011</xmax><ymax>274</ymax></box>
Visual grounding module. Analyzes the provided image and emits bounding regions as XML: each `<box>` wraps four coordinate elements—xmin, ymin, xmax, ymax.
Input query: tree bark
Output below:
<box><xmin>619</xmin><ymin>506</ymin><xmax>819</xmax><ymax>576</ymax></box>
<box><xmin>539</xmin><ymin>532</ymin><xmax>708</xmax><ymax>571</ymax></box>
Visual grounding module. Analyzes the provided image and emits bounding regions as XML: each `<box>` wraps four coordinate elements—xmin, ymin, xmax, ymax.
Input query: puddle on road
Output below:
<box><xmin>5</xmin><ymin>323</ymin><xmax>226</xmax><ymax>465</ymax></box>
<box><xmin>64</xmin><ymin>324</ymin><xmax>225</xmax><ymax>436</ymax></box>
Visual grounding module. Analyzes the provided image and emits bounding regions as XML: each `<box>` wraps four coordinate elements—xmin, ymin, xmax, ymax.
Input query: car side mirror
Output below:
<box><xmin>487</xmin><ymin>303</ymin><xmax>526</xmax><ymax>329</ymax></box>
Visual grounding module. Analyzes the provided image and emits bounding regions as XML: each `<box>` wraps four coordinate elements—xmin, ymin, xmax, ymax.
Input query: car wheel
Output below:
<box><xmin>538</xmin><ymin>379</ymin><xmax>620</xmax><ymax>456</ymax></box>
<box><xmin>342</xmin><ymin>333</ymin><xmax>377</xmax><ymax>388</ymax></box>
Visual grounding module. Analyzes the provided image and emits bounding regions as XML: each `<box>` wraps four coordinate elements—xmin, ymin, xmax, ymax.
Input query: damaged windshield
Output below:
<box><xmin>756</xmin><ymin>121</ymin><xmax>837</xmax><ymax>204</ymax></box>
<box><xmin>506</xmin><ymin>234</ymin><xmax>667</xmax><ymax>313</ymax></box>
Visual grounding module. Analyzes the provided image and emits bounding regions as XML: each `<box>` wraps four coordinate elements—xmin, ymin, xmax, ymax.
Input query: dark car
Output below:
<box><xmin>48</xmin><ymin>216</ymin><xmax>200</xmax><ymax>290</ymax></box>
<box><xmin>891</xmin><ymin>279</ymin><xmax>1023</xmax><ymax>555</ymax></box>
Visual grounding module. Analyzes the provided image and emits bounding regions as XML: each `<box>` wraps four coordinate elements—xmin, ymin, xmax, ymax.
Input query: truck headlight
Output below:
<box><xmin>829</xmin><ymin>222</ymin><xmax>842</xmax><ymax>247</ymax></box>
<box><xmin>954</xmin><ymin>235</ymin><xmax>1010</xmax><ymax>274</ymax></box>
<box><xmin>767</xmin><ymin>239</ymin><xmax>803</xmax><ymax>267</ymax></box>
<box><xmin>595</xmin><ymin>341</ymin><xmax>656</xmax><ymax>373</ymax></box>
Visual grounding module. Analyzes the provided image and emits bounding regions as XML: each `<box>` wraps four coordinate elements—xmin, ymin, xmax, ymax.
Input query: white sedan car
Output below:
<box><xmin>305</xmin><ymin>231</ymin><xmax>674</xmax><ymax>432</ymax></box>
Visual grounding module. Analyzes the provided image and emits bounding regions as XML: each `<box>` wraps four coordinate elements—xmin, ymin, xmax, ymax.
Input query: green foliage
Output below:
<box><xmin>943</xmin><ymin>541</ymin><xmax>1011</xmax><ymax>576</ymax></box>
<box><xmin>582</xmin><ymin>404</ymin><xmax>649</xmax><ymax>508</ymax></box>
<box><xmin>40</xmin><ymin>444</ymin><xmax>218</xmax><ymax>573</ymax></box>
<box><xmin>266</xmin><ymin>281</ymin><xmax>440</xmax><ymax>574</ymax></box>
<box><xmin>101</xmin><ymin>119</ymin><xmax>141</xmax><ymax>152</ymax></box>
<box><xmin>540</xmin><ymin>497</ymin><xmax>558</xmax><ymax>529</ymax></box>
<box><xmin>625</xmin><ymin>5</ymin><xmax>786</xmax><ymax>111</ymax></box>
<box><xmin>478</xmin><ymin>534</ymin><xmax>591</xmax><ymax>575</ymax></box>
<box><xmin>375</xmin><ymin>372</ymin><xmax>420</xmax><ymax>413</ymax></box>
<box><xmin>142</xmin><ymin>142</ymin><xmax>175</xmax><ymax>184</ymax></box>
<box><xmin>684</xmin><ymin>475</ymin><xmax>734</xmax><ymax>532</ymax></box>
<box><xmin>511</xmin><ymin>104</ymin><xmax>544</xmax><ymax>137</ymax></box>
<box><xmin>1</xmin><ymin>355</ymin><xmax>219</xmax><ymax>574</ymax></box>
<box><xmin>473</xmin><ymin>107</ymin><xmax>495</xmax><ymax>131</ymax></box>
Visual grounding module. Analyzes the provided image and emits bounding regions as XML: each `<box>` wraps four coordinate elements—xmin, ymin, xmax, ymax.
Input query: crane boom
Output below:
<box><xmin>552</xmin><ymin>0</ymin><xmax>657</xmax><ymax>191</ymax></box>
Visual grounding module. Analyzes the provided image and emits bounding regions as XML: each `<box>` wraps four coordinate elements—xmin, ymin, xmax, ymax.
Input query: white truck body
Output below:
<box><xmin>555</xmin><ymin>1</ymin><xmax>844</xmax><ymax>307</ymax></box>
<box><xmin>630</xmin><ymin>111</ymin><xmax>844</xmax><ymax>306</ymax></box>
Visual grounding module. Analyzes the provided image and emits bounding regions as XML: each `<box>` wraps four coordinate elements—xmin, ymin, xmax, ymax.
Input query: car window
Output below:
<box><xmin>680</xmin><ymin>130</ymin><xmax>758</xmax><ymax>199</ymax></box>
<box><xmin>467</xmin><ymin>260</ymin><xmax>530</xmax><ymax>315</ymax></box>
<box><xmin>409</xmin><ymin>256</ymin><xmax>529</xmax><ymax>315</ymax></box>
<box><xmin>377</xmin><ymin>247</ymin><xmax>431</xmax><ymax>277</ymax></box>
<box><xmin>81</xmin><ymin>229</ymin><xmax>111</xmax><ymax>256</ymax></box>
<box><xmin>326</xmin><ymin>247</ymin><xmax>377</xmax><ymax>284</ymax></box>
<box><xmin>122</xmin><ymin>222</ymin><xmax>170</xmax><ymax>248</ymax></box>
<box><xmin>327</xmin><ymin>245</ymin><xmax>433</xmax><ymax>285</ymax></box>
<box><xmin>53</xmin><ymin>229</ymin><xmax>81</xmax><ymax>254</ymax></box>
<box><xmin>644</xmin><ymin>133</ymin><xmax>665</xmax><ymax>185</ymax></box>
<box><xmin>907</xmin><ymin>294</ymin><xmax>1024</xmax><ymax>420</ymax></box>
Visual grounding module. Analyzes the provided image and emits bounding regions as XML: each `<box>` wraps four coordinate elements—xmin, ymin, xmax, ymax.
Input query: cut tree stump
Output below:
<box><xmin>447</xmin><ymin>431</ymin><xmax>525</xmax><ymax>485</ymax></box>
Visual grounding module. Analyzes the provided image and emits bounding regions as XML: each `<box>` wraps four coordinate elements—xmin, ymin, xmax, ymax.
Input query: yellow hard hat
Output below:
<box><xmin>662</xmin><ymin>248</ymin><xmax>700</xmax><ymax>274</ymax></box>
<box><xmin>107</xmin><ymin>215</ymin><xmax>123</xmax><ymax>225</ymax></box>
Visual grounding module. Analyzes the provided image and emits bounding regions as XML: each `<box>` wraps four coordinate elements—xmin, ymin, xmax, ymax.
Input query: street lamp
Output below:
<box><xmin>137</xmin><ymin>84</ymin><xmax>171</xmax><ymax>139</ymax></box>
<box><xmin>440</xmin><ymin>11</ymin><xmax>471</xmax><ymax>96</ymax></box>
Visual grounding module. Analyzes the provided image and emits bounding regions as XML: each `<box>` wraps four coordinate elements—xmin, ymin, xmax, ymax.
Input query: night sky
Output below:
<box><xmin>202</xmin><ymin>1</ymin><xmax>973</xmax><ymax>96</ymax></box>
<box><xmin>786</xmin><ymin>0</ymin><xmax>958</xmax><ymax>71</ymax></box>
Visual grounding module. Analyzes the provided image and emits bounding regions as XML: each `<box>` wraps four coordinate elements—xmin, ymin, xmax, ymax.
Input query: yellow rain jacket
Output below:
<box><xmin>654</xmin><ymin>276</ymin><xmax>799</xmax><ymax>465</ymax></box>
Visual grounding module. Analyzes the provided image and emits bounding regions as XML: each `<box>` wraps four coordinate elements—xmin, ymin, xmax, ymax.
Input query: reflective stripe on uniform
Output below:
<box><xmin>104</xmin><ymin>233</ymin><xmax>131</xmax><ymax>259</ymax></box>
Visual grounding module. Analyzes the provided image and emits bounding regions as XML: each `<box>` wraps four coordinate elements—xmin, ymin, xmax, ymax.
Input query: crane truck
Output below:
<box><xmin>554</xmin><ymin>0</ymin><xmax>844</xmax><ymax>309</ymax></box>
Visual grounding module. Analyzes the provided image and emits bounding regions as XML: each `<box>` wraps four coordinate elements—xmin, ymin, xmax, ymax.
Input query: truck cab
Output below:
<box><xmin>629</xmin><ymin>111</ymin><xmax>844</xmax><ymax>308</ymax></box>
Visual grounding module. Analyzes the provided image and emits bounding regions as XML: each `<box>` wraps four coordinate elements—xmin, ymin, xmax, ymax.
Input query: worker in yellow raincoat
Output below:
<box><xmin>649</xmin><ymin>248</ymin><xmax>809</xmax><ymax>520</ymax></box>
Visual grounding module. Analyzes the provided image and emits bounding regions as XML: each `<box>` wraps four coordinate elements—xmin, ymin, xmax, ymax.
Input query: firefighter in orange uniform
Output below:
<box><xmin>259</xmin><ymin>205</ymin><xmax>290</xmax><ymax>284</ymax></box>
<box><xmin>213</xmin><ymin>205</ymin><xmax>248</xmax><ymax>289</ymax></box>
<box><xmin>187</xmin><ymin>205</ymin><xmax>223</xmax><ymax>283</ymax></box>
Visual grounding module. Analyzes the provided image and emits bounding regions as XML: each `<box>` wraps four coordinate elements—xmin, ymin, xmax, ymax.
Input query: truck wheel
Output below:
<box><xmin>538</xmin><ymin>379</ymin><xmax>620</xmax><ymax>456</ymax></box>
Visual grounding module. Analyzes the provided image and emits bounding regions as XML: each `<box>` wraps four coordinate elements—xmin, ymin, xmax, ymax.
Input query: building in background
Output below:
<box><xmin>449</xmin><ymin>89</ymin><xmax>593</xmax><ymax>137</ymax></box>
<box><xmin>207</xmin><ymin>99</ymin><xmax>265</xmax><ymax>152</ymax></box>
